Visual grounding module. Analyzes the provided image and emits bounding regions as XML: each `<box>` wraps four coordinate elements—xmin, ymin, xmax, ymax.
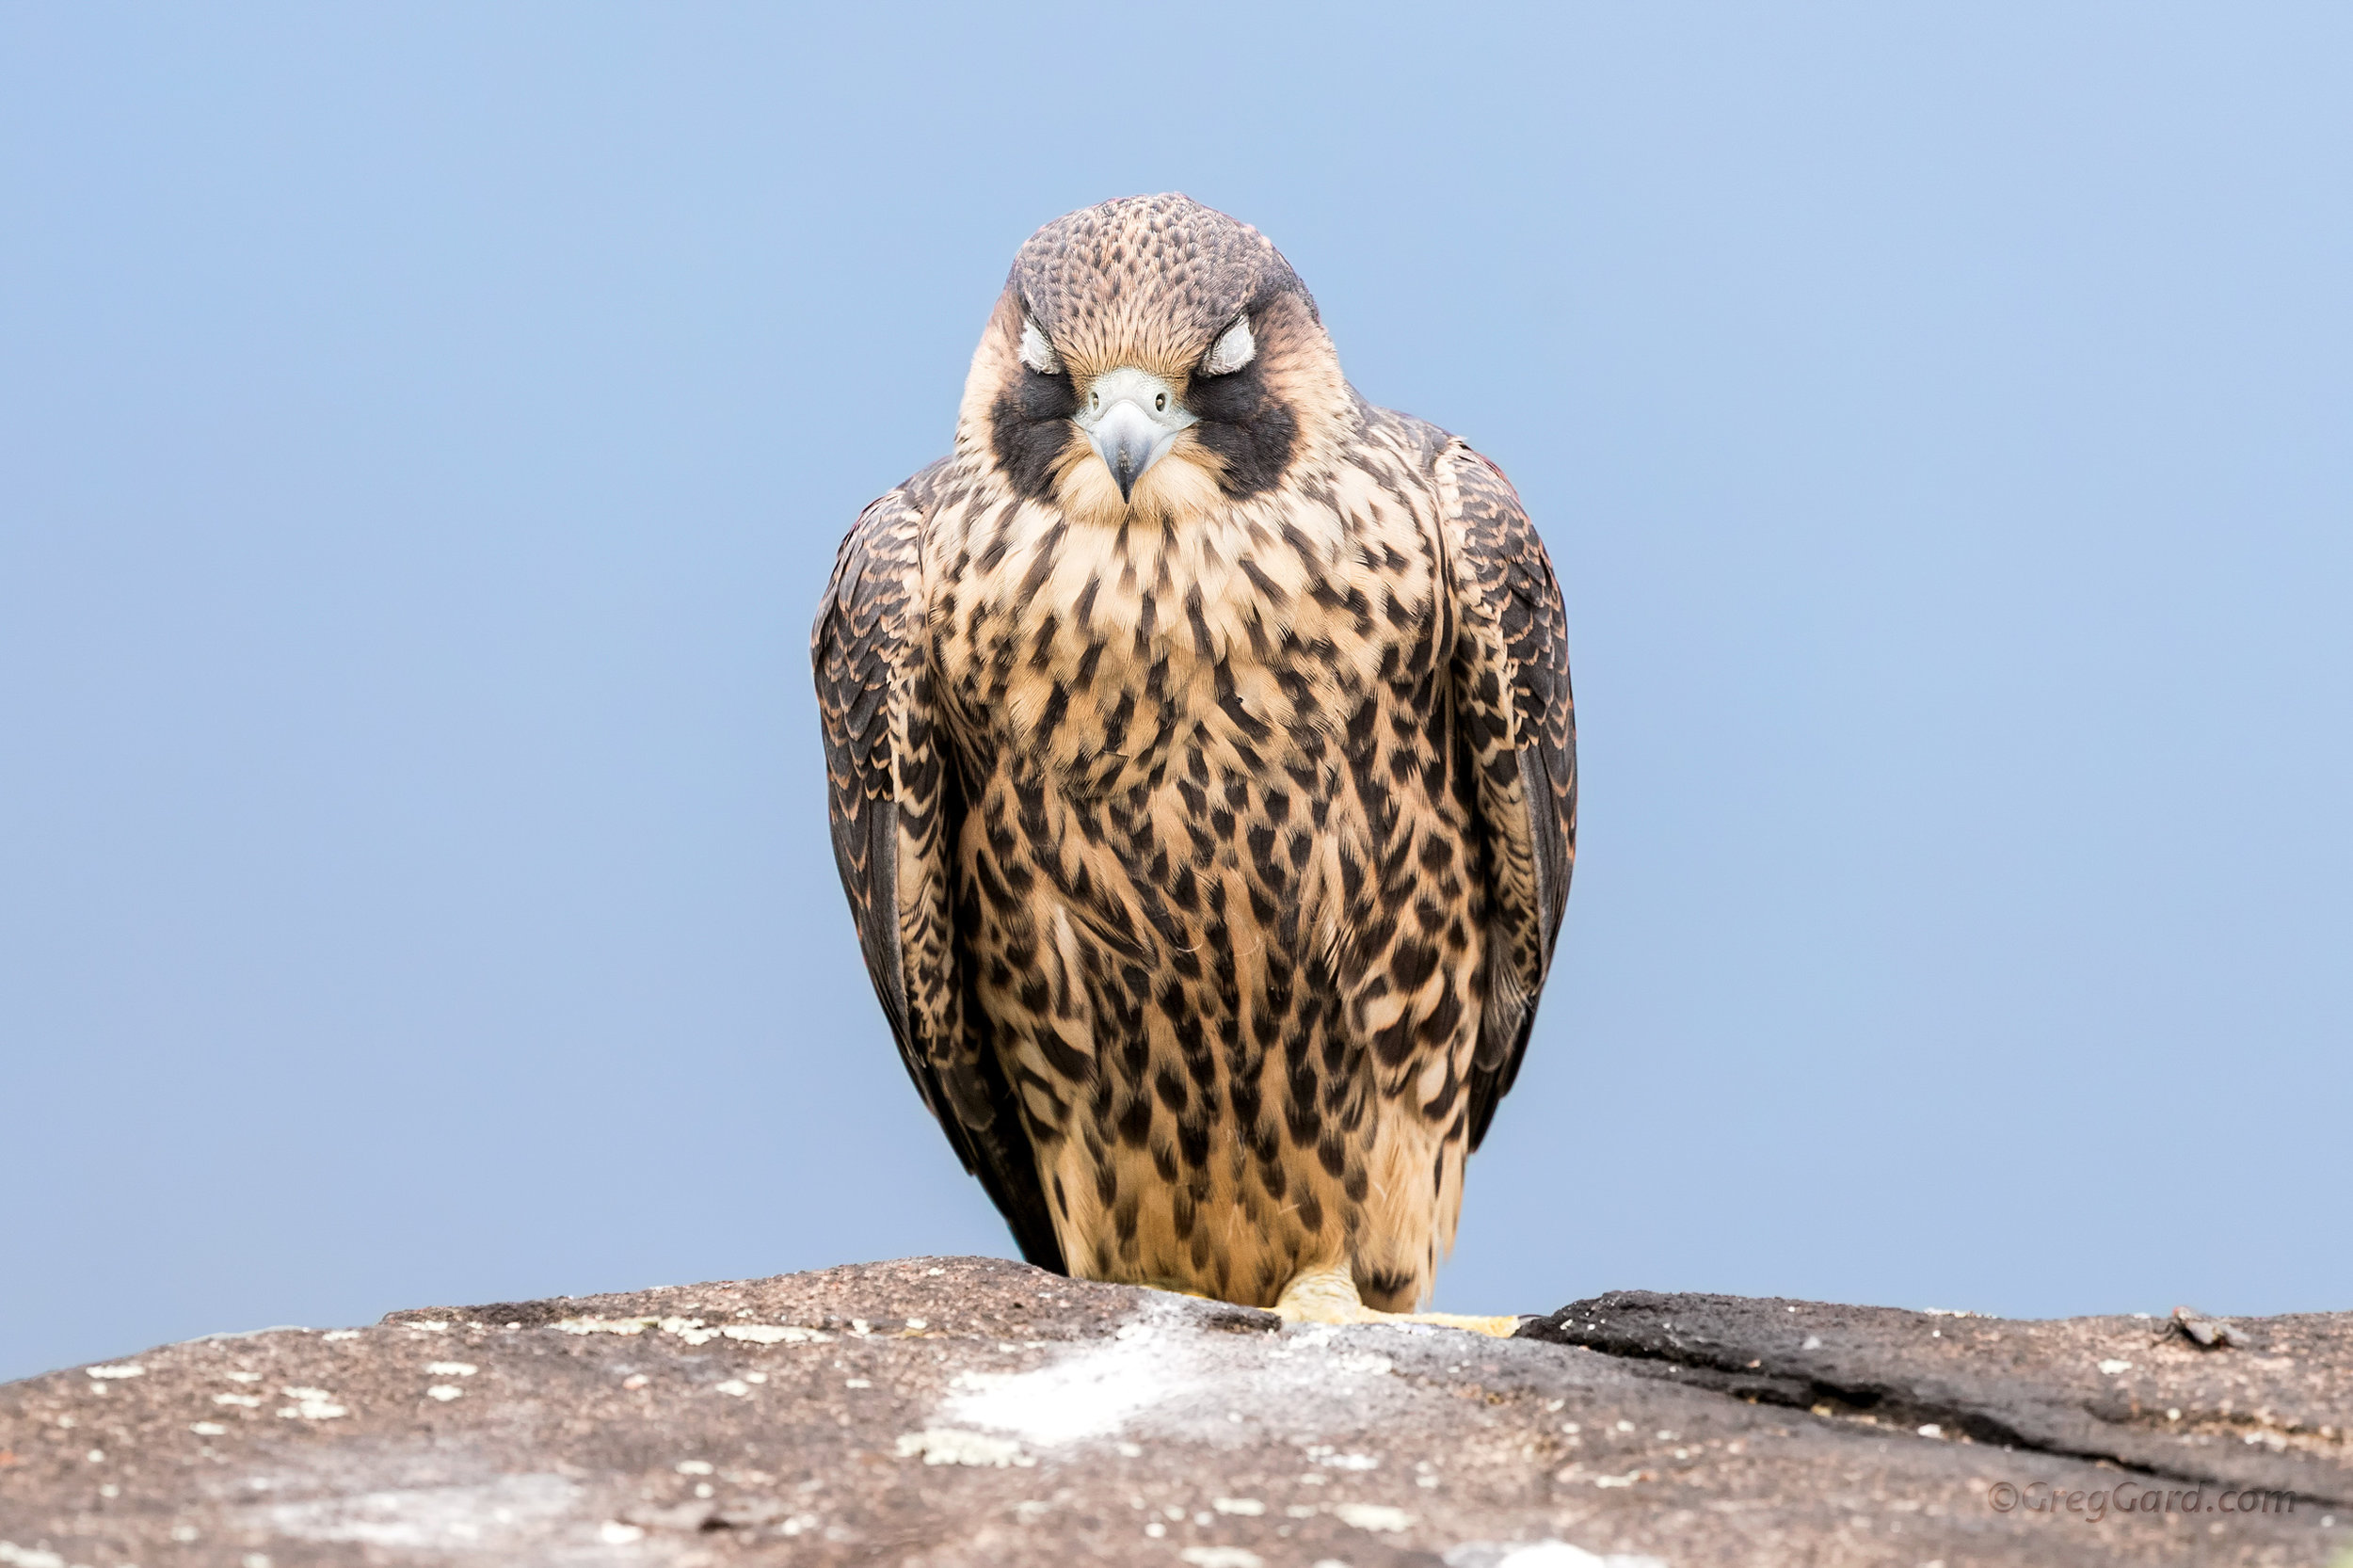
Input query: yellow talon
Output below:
<box><xmin>1273</xmin><ymin>1265</ymin><xmax>1521</xmax><ymax>1337</ymax></box>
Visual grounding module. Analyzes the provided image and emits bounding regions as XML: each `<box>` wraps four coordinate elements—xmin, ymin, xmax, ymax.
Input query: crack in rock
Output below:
<box><xmin>1517</xmin><ymin>1289</ymin><xmax>2353</xmax><ymax>1507</ymax></box>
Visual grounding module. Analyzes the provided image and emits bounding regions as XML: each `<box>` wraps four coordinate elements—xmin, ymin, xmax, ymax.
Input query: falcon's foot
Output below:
<box><xmin>1273</xmin><ymin>1264</ymin><xmax>1520</xmax><ymax>1337</ymax></box>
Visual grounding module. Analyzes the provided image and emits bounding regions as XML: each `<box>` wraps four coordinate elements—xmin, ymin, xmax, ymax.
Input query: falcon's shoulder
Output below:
<box><xmin>812</xmin><ymin>464</ymin><xmax>1064</xmax><ymax>1272</ymax></box>
<box><xmin>1429</xmin><ymin>434</ymin><xmax>1577</xmax><ymax>1146</ymax></box>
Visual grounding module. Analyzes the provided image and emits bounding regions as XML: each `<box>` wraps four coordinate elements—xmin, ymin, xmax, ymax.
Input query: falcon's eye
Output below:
<box><xmin>1200</xmin><ymin>316</ymin><xmax>1256</xmax><ymax>376</ymax></box>
<box><xmin>1154</xmin><ymin>392</ymin><xmax>1166</xmax><ymax>411</ymax></box>
<box><xmin>1018</xmin><ymin>317</ymin><xmax>1062</xmax><ymax>376</ymax></box>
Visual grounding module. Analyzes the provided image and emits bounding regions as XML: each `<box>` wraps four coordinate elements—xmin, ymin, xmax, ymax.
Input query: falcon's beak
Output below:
<box><xmin>1075</xmin><ymin>366</ymin><xmax>1197</xmax><ymax>503</ymax></box>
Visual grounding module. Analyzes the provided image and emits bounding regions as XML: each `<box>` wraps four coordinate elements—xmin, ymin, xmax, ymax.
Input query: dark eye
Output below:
<box><xmin>1154</xmin><ymin>392</ymin><xmax>1166</xmax><ymax>412</ymax></box>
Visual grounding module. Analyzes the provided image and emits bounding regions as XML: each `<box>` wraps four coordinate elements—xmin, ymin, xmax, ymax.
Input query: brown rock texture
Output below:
<box><xmin>2</xmin><ymin>1256</ymin><xmax>2346</xmax><ymax>1567</ymax></box>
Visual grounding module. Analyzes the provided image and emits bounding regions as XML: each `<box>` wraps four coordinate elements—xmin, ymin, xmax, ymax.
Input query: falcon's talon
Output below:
<box><xmin>813</xmin><ymin>195</ymin><xmax>1576</xmax><ymax>1329</ymax></box>
<box><xmin>1273</xmin><ymin>1265</ymin><xmax>1520</xmax><ymax>1336</ymax></box>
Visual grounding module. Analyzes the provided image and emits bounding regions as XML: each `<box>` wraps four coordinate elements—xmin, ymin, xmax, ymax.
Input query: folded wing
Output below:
<box><xmin>812</xmin><ymin>479</ymin><xmax>1064</xmax><ymax>1270</ymax></box>
<box><xmin>1441</xmin><ymin>446</ymin><xmax>1577</xmax><ymax>1147</ymax></box>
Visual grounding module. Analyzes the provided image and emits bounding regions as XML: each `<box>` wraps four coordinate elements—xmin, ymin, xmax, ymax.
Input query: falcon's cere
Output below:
<box><xmin>814</xmin><ymin>195</ymin><xmax>1575</xmax><ymax>1328</ymax></box>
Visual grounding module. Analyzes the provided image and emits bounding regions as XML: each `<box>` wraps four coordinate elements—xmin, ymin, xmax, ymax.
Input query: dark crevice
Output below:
<box><xmin>1515</xmin><ymin>1293</ymin><xmax>2348</xmax><ymax>1506</ymax></box>
<box><xmin>1522</xmin><ymin>1320</ymin><xmax>2044</xmax><ymax>1450</ymax></box>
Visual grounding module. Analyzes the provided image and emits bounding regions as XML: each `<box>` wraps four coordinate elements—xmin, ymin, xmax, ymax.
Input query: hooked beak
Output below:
<box><xmin>1092</xmin><ymin>401</ymin><xmax>1159</xmax><ymax>502</ymax></box>
<box><xmin>1075</xmin><ymin>366</ymin><xmax>1197</xmax><ymax>503</ymax></box>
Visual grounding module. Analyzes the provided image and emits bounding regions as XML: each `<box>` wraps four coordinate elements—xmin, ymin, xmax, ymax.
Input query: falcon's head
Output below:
<box><xmin>958</xmin><ymin>194</ymin><xmax>1350</xmax><ymax>526</ymax></box>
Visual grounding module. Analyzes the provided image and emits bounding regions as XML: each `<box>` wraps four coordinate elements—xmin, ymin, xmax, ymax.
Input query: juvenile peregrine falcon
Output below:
<box><xmin>814</xmin><ymin>195</ymin><xmax>1574</xmax><ymax>1328</ymax></box>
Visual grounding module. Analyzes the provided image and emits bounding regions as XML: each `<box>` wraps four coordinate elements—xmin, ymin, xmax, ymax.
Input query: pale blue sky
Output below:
<box><xmin>4</xmin><ymin>5</ymin><xmax>2348</xmax><ymax>1382</ymax></box>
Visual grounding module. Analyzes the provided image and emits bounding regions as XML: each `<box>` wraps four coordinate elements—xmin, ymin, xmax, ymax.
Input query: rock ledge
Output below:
<box><xmin>4</xmin><ymin>1257</ymin><xmax>2346</xmax><ymax>1566</ymax></box>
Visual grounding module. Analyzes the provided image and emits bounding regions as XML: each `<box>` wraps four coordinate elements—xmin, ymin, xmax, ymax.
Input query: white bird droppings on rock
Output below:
<box><xmin>552</xmin><ymin>1317</ymin><xmax>650</xmax><ymax>1337</ymax></box>
<box><xmin>277</xmin><ymin>1388</ymin><xmax>346</xmax><ymax>1420</ymax></box>
<box><xmin>84</xmin><ymin>1365</ymin><xmax>144</xmax><ymax>1381</ymax></box>
<box><xmin>323</xmin><ymin>1330</ymin><xmax>360</xmax><ymax>1342</ymax></box>
<box><xmin>712</xmin><ymin>1381</ymin><xmax>751</xmax><ymax>1398</ymax></box>
<box><xmin>942</xmin><ymin>1309</ymin><xmax>1182</xmax><ymax>1446</ymax></box>
<box><xmin>1178</xmin><ymin>1549</ymin><xmax>1265</xmax><ymax>1568</ymax></box>
<box><xmin>424</xmin><ymin>1362</ymin><xmax>476</xmax><ymax>1377</ymax></box>
<box><xmin>598</xmin><ymin>1522</ymin><xmax>644</xmax><ymax>1544</ymax></box>
<box><xmin>0</xmin><ymin>1543</ymin><xmax>67</xmax><ymax>1568</ymax></box>
<box><xmin>1335</xmin><ymin>1502</ymin><xmax>1413</xmax><ymax>1532</ymax></box>
<box><xmin>214</xmin><ymin>1393</ymin><xmax>262</xmax><ymax>1407</ymax></box>
<box><xmin>1454</xmin><ymin>1544</ymin><xmax>1605</xmax><ymax>1568</ymax></box>
<box><xmin>675</xmin><ymin>1461</ymin><xmax>713</xmax><ymax>1476</ymax></box>
<box><xmin>718</xmin><ymin>1323</ymin><xmax>828</xmax><ymax>1345</ymax></box>
<box><xmin>894</xmin><ymin>1428</ymin><xmax>1035</xmax><ymax>1467</ymax></box>
<box><xmin>1213</xmin><ymin>1496</ymin><xmax>1266</xmax><ymax>1515</ymax></box>
<box><xmin>190</xmin><ymin>1422</ymin><xmax>229</xmax><ymax>1436</ymax></box>
<box><xmin>2098</xmin><ymin>1359</ymin><xmax>2132</xmax><ymax>1376</ymax></box>
<box><xmin>1449</xmin><ymin>1542</ymin><xmax>1671</xmax><ymax>1568</ymax></box>
<box><xmin>426</xmin><ymin>1386</ymin><xmax>463</xmax><ymax>1402</ymax></box>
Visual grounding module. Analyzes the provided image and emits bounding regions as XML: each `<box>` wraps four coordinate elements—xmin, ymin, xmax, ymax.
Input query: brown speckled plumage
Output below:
<box><xmin>814</xmin><ymin>195</ymin><xmax>1574</xmax><ymax>1311</ymax></box>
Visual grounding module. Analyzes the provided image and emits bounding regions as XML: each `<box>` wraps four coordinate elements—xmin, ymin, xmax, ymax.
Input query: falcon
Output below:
<box><xmin>813</xmin><ymin>195</ymin><xmax>1574</xmax><ymax>1330</ymax></box>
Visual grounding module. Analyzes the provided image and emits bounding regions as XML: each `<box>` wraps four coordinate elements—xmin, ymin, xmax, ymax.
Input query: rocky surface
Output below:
<box><xmin>2</xmin><ymin>1256</ymin><xmax>2345</xmax><ymax>1567</ymax></box>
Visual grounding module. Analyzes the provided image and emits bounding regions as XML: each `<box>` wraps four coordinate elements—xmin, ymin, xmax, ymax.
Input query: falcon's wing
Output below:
<box><xmin>812</xmin><ymin>479</ymin><xmax>1065</xmax><ymax>1272</ymax></box>
<box><xmin>1441</xmin><ymin>443</ymin><xmax>1577</xmax><ymax>1148</ymax></box>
